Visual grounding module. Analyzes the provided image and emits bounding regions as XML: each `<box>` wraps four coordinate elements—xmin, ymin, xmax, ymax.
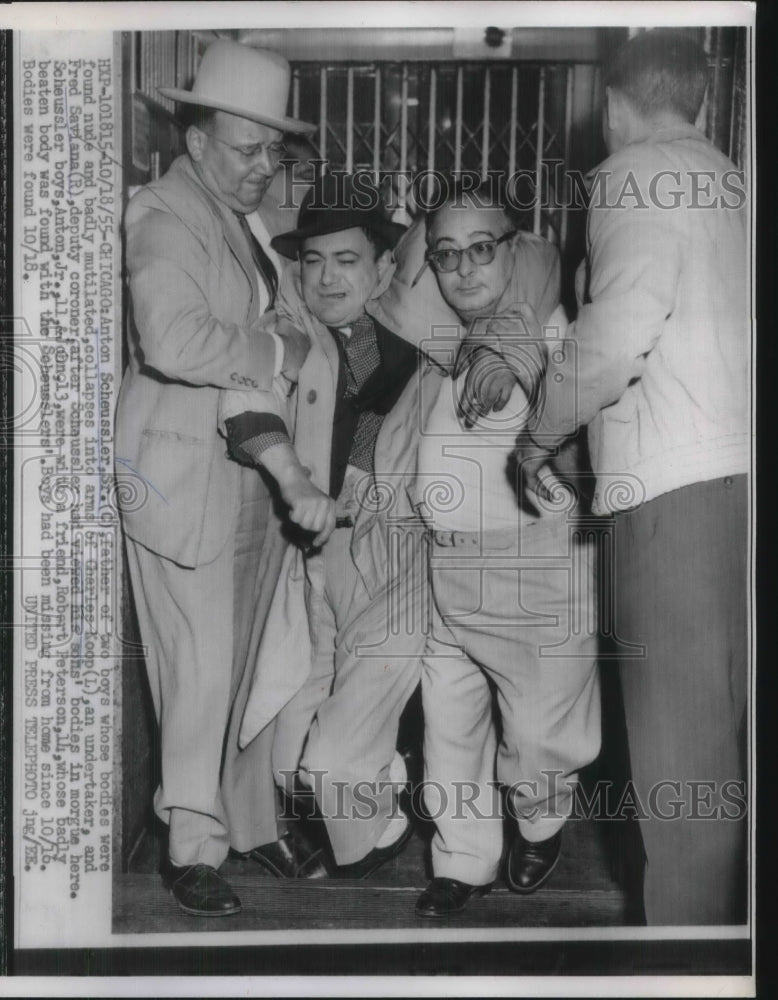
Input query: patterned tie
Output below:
<box><xmin>336</xmin><ymin>315</ymin><xmax>381</xmax><ymax>394</ymax></box>
<box><xmin>334</xmin><ymin>315</ymin><xmax>384</xmax><ymax>477</ymax></box>
<box><xmin>236</xmin><ymin>212</ymin><xmax>278</xmax><ymax>312</ymax></box>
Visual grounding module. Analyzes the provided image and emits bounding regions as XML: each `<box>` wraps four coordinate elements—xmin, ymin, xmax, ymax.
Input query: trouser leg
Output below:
<box><xmin>221</xmin><ymin>468</ymin><xmax>288</xmax><ymax>853</ymax></box>
<box><xmin>422</xmin><ymin>514</ymin><xmax>600</xmax><ymax>885</ymax></box>
<box><xmin>438</xmin><ymin>521</ymin><xmax>601</xmax><ymax>841</ymax></box>
<box><xmin>433</xmin><ymin>516</ymin><xmax>600</xmax><ymax>840</ymax></box>
<box><xmin>125</xmin><ymin>535</ymin><xmax>234</xmax><ymax>869</ymax></box>
<box><xmin>615</xmin><ymin>476</ymin><xmax>748</xmax><ymax>925</ymax></box>
<box><xmin>300</xmin><ymin>526</ymin><xmax>426</xmax><ymax>864</ymax></box>
<box><xmin>421</xmin><ymin>608</ymin><xmax>503</xmax><ymax>886</ymax></box>
<box><xmin>125</xmin><ymin>467</ymin><xmax>286</xmax><ymax>867</ymax></box>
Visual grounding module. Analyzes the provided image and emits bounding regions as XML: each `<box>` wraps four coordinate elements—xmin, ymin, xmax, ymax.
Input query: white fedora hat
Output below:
<box><xmin>160</xmin><ymin>39</ymin><xmax>315</xmax><ymax>134</ymax></box>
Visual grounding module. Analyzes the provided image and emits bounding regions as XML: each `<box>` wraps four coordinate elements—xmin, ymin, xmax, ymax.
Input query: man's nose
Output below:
<box><xmin>252</xmin><ymin>148</ymin><xmax>276</xmax><ymax>174</ymax></box>
<box><xmin>457</xmin><ymin>249</ymin><xmax>475</xmax><ymax>277</ymax></box>
<box><xmin>319</xmin><ymin>260</ymin><xmax>337</xmax><ymax>285</ymax></box>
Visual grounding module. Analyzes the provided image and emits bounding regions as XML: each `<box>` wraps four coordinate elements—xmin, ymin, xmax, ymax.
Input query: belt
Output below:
<box><xmin>335</xmin><ymin>516</ymin><xmax>355</xmax><ymax>529</ymax></box>
<box><xmin>429</xmin><ymin>527</ymin><xmax>518</xmax><ymax>549</ymax></box>
<box><xmin>431</xmin><ymin>529</ymin><xmax>481</xmax><ymax>547</ymax></box>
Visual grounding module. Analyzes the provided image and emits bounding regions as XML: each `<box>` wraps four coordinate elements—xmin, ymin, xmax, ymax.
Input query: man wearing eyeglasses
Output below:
<box><xmin>115</xmin><ymin>41</ymin><xmax>329</xmax><ymax>918</ymax></box>
<box><xmin>367</xmin><ymin>182</ymin><xmax>601</xmax><ymax>916</ymax></box>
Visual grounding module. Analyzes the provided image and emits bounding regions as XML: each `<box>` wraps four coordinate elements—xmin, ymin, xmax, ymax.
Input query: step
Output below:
<box><xmin>115</xmin><ymin>819</ymin><xmax>627</xmax><ymax>933</ymax></box>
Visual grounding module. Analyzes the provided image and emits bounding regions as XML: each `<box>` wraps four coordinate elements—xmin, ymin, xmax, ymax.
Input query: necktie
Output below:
<box><xmin>236</xmin><ymin>212</ymin><xmax>278</xmax><ymax>312</ymax></box>
<box><xmin>335</xmin><ymin>315</ymin><xmax>381</xmax><ymax>395</ymax></box>
<box><xmin>333</xmin><ymin>315</ymin><xmax>384</xmax><ymax>478</ymax></box>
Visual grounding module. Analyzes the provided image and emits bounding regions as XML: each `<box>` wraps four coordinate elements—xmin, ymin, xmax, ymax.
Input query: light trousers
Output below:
<box><xmin>125</xmin><ymin>464</ymin><xmax>287</xmax><ymax>868</ymax></box>
<box><xmin>422</xmin><ymin>513</ymin><xmax>601</xmax><ymax>885</ymax></box>
<box><xmin>273</xmin><ymin>523</ymin><xmax>427</xmax><ymax>864</ymax></box>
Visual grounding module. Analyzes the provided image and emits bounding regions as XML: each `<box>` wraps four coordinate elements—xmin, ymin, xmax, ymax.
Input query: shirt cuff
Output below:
<box><xmin>235</xmin><ymin>431</ymin><xmax>291</xmax><ymax>466</ymax></box>
<box><xmin>224</xmin><ymin>412</ymin><xmax>291</xmax><ymax>464</ymax></box>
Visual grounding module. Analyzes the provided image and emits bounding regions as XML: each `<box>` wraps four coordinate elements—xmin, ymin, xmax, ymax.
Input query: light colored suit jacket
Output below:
<box><xmin>115</xmin><ymin>155</ymin><xmax>297</xmax><ymax>567</ymax></box>
<box><xmin>238</xmin><ymin>218</ymin><xmax>561</xmax><ymax>746</ymax></box>
<box><xmin>534</xmin><ymin>124</ymin><xmax>749</xmax><ymax>513</ymax></box>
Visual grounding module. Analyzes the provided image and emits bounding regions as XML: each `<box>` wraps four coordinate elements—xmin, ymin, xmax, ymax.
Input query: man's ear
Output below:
<box><xmin>604</xmin><ymin>86</ymin><xmax>619</xmax><ymax>136</ymax></box>
<box><xmin>370</xmin><ymin>248</ymin><xmax>395</xmax><ymax>300</ymax></box>
<box><xmin>605</xmin><ymin>86</ymin><xmax>648</xmax><ymax>152</ymax></box>
<box><xmin>186</xmin><ymin>125</ymin><xmax>207</xmax><ymax>163</ymax></box>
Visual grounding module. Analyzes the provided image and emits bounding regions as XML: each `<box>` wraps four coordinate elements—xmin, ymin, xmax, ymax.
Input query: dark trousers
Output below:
<box><xmin>614</xmin><ymin>475</ymin><xmax>748</xmax><ymax>925</ymax></box>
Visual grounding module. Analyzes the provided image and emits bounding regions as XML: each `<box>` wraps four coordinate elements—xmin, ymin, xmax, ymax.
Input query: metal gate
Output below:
<box><xmin>290</xmin><ymin>61</ymin><xmax>597</xmax><ymax>248</ymax></box>
<box><xmin>129</xmin><ymin>27</ymin><xmax>749</xmax><ymax>255</ymax></box>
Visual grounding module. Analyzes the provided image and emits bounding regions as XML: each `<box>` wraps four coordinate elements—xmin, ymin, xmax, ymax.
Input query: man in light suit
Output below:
<box><xmin>365</xmin><ymin>183</ymin><xmax>600</xmax><ymax>916</ymax></box>
<box><xmin>115</xmin><ymin>40</ymin><xmax>328</xmax><ymax>918</ymax></box>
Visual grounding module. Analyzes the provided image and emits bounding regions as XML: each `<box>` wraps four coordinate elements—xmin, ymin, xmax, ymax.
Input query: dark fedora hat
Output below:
<box><xmin>271</xmin><ymin>172</ymin><xmax>407</xmax><ymax>260</ymax></box>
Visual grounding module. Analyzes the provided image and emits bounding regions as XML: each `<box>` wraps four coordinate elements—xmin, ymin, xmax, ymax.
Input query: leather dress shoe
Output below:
<box><xmin>333</xmin><ymin>818</ymin><xmax>414</xmax><ymax>879</ymax></box>
<box><xmin>506</xmin><ymin>828</ymin><xmax>562</xmax><ymax>894</ymax></box>
<box><xmin>161</xmin><ymin>860</ymin><xmax>241</xmax><ymax>917</ymax></box>
<box><xmin>240</xmin><ymin>829</ymin><xmax>330</xmax><ymax>879</ymax></box>
<box><xmin>415</xmin><ymin>877</ymin><xmax>492</xmax><ymax>918</ymax></box>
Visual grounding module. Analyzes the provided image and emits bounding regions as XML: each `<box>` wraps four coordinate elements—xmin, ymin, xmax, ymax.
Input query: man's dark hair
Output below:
<box><xmin>180</xmin><ymin>104</ymin><xmax>219</xmax><ymax>132</ymax></box>
<box><xmin>604</xmin><ymin>30</ymin><xmax>709</xmax><ymax>124</ymax></box>
<box><xmin>424</xmin><ymin>176</ymin><xmax>521</xmax><ymax>245</ymax></box>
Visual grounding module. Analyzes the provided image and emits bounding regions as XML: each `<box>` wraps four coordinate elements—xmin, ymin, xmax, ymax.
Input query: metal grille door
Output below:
<box><xmin>292</xmin><ymin>61</ymin><xmax>596</xmax><ymax>249</ymax></box>
<box><xmin>127</xmin><ymin>28</ymin><xmax>750</xmax><ymax>254</ymax></box>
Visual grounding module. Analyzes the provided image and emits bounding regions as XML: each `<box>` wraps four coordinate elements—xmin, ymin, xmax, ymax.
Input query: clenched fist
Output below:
<box><xmin>259</xmin><ymin>441</ymin><xmax>336</xmax><ymax>547</ymax></box>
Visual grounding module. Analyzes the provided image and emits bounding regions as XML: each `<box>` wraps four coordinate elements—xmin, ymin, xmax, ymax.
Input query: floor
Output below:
<box><xmin>113</xmin><ymin>808</ymin><xmax>628</xmax><ymax>933</ymax></box>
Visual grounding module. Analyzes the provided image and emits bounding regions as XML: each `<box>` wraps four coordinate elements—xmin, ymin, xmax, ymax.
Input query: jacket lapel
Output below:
<box><xmin>346</xmin><ymin>319</ymin><xmax>418</xmax><ymax>412</ymax></box>
<box><xmin>375</xmin><ymin>319</ymin><xmax>419</xmax><ymax>381</ymax></box>
<box><xmin>221</xmin><ymin>208</ymin><xmax>259</xmax><ymax>319</ymax></box>
<box><xmin>178</xmin><ymin>157</ymin><xmax>259</xmax><ymax>319</ymax></box>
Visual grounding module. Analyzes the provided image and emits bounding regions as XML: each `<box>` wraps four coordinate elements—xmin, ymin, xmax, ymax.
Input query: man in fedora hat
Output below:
<box><xmin>115</xmin><ymin>40</ymin><xmax>329</xmax><ymax>918</ymax></box>
<box><xmin>223</xmin><ymin>172</ymin><xmax>427</xmax><ymax>876</ymax></box>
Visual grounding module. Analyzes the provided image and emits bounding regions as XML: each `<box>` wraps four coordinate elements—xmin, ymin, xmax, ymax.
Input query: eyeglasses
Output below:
<box><xmin>205</xmin><ymin>133</ymin><xmax>287</xmax><ymax>164</ymax></box>
<box><xmin>425</xmin><ymin>231</ymin><xmax>517</xmax><ymax>273</ymax></box>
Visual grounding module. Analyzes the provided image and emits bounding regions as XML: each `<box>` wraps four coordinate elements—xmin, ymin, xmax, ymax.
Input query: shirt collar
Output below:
<box><xmin>332</xmin><ymin>313</ymin><xmax>375</xmax><ymax>340</ymax></box>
